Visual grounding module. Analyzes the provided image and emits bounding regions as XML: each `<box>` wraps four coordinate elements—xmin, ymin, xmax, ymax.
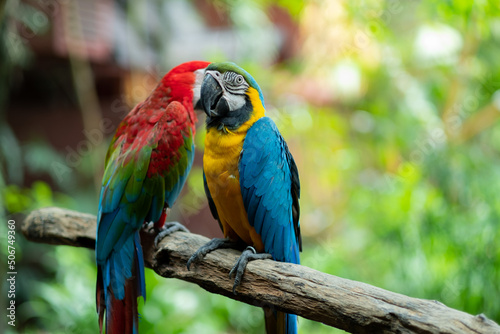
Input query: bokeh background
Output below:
<box><xmin>1</xmin><ymin>0</ymin><xmax>500</xmax><ymax>333</ymax></box>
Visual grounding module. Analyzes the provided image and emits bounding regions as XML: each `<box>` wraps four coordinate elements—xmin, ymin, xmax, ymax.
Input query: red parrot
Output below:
<box><xmin>95</xmin><ymin>61</ymin><xmax>210</xmax><ymax>334</ymax></box>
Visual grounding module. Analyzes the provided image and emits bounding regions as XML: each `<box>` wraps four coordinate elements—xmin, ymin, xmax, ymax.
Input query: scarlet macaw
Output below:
<box><xmin>188</xmin><ymin>62</ymin><xmax>301</xmax><ymax>334</ymax></box>
<box><xmin>95</xmin><ymin>61</ymin><xmax>210</xmax><ymax>334</ymax></box>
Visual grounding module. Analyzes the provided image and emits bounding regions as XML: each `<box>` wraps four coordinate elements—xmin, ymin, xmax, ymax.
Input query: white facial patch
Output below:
<box><xmin>221</xmin><ymin>71</ymin><xmax>249</xmax><ymax>112</ymax></box>
<box><xmin>205</xmin><ymin>70</ymin><xmax>250</xmax><ymax>113</ymax></box>
<box><xmin>222</xmin><ymin>90</ymin><xmax>247</xmax><ymax>111</ymax></box>
<box><xmin>192</xmin><ymin>68</ymin><xmax>206</xmax><ymax>107</ymax></box>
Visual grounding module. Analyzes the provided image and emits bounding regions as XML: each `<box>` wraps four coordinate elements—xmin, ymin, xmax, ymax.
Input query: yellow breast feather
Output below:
<box><xmin>203</xmin><ymin>87</ymin><xmax>265</xmax><ymax>250</ymax></box>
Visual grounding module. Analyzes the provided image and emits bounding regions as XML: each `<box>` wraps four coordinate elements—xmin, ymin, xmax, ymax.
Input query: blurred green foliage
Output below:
<box><xmin>2</xmin><ymin>0</ymin><xmax>500</xmax><ymax>333</ymax></box>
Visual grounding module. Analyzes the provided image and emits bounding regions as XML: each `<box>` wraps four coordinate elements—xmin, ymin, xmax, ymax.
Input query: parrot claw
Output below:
<box><xmin>229</xmin><ymin>246</ymin><xmax>272</xmax><ymax>294</ymax></box>
<box><xmin>154</xmin><ymin>222</ymin><xmax>189</xmax><ymax>248</ymax></box>
<box><xmin>187</xmin><ymin>238</ymin><xmax>238</xmax><ymax>270</ymax></box>
<box><xmin>143</xmin><ymin>221</ymin><xmax>156</xmax><ymax>234</ymax></box>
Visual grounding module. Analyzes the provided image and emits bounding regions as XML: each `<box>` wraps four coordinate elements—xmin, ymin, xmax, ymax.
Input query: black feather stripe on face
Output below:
<box><xmin>223</xmin><ymin>72</ymin><xmax>249</xmax><ymax>96</ymax></box>
<box><xmin>206</xmin><ymin>96</ymin><xmax>253</xmax><ymax>132</ymax></box>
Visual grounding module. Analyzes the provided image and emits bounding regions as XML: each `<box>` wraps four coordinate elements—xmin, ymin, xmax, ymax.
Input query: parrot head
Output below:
<box><xmin>159</xmin><ymin>60</ymin><xmax>211</xmax><ymax>111</ymax></box>
<box><xmin>200</xmin><ymin>62</ymin><xmax>265</xmax><ymax>131</ymax></box>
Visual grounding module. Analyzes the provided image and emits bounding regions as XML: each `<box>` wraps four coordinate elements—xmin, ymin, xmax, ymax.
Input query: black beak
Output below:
<box><xmin>200</xmin><ymin>74</ymin><xmax>226</xmax><ymax>118</ymax></box>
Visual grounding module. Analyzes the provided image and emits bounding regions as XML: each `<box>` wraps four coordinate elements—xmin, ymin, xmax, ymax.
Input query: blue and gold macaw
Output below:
<box><xmin>187</xmin><ymin>62</ymin><xmax>301</xmax><ymax>334</ymax></box>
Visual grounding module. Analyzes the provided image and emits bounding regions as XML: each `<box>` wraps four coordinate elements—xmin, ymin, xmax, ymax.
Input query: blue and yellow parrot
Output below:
<box><xmin>95</xmin><ymin>61</ymin><xmax>210</xmax><ymax>334</ymax></box>
<box><xmin>187</xmin><ymin>62</ymin><xmax>301</xmax><ymax>334</ymax></box>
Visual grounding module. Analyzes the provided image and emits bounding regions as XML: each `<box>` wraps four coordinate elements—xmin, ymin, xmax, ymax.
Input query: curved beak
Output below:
<box><xmin>200</xmin><ymin>71</ymin><xmax>224</xmax><ymax>117</ymax></box>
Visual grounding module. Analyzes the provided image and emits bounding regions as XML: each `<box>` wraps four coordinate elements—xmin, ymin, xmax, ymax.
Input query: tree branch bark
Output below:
<box><xmin>22</xmin><ymin>207</ymin><xmax>500</xmax><ymax>334</ymax></box>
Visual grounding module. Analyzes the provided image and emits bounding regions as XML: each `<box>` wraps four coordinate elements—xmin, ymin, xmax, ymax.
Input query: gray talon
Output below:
<box><xmin>187</xmin><ymin>238</ymin><xmax>238</xmax><ymax>270</ymax></box>
<box><xmin>143</xmin><ymin>221</ymin><xmax>156</xmax><ymax>234</ymax></box>
<box><xmin>229</xmin><ymin>246</ymin><xmax>272</xmax><ymax>294</ymax></box>
<box><xmin>154</xmin><ymin>222</ymin><xmax>189</xmax><ymax>248</ymax></box>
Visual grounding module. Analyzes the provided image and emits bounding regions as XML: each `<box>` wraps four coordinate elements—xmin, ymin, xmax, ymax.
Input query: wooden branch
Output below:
<box><xmin>22</xmin><ymin>207</ymin><xmax>500</xmax><ymax>334</ymax></box>
<box><xmin>458</xmin><ymin>103</ymin><xmax>500</xmax><ymax>143</ymax></box>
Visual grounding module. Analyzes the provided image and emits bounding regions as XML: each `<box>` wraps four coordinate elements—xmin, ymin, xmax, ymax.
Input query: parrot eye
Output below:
<box><xmin>236</xmin><ymin>75</ymin><xmax>244</xmax><ymax>85</ymax></box>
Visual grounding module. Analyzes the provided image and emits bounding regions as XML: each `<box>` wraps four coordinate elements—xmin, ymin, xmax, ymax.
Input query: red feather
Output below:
<box><xmin>96</xmin><ymin>61</ymin><xmax>210</xmax><ymax>334</ymax></box>
<box><xmin>107</xmin><ymin>61</ymin><xmax>209</xmax><ymax>177</ymax></box>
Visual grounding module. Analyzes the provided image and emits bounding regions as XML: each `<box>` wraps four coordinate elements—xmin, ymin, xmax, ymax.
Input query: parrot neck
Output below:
<box><xmin>247</xmin><ymin>87</ymin><xmax>266</xmax><ymax>120</ymax></box>
<box><xmin>204</xmin><ymin>90</ymin><xmax>265</xmax><ymax>156</ymax></box>
<box><xmin>205</xmin><ymin>86</ymin><xmax>265</xmax><ymax>134</ymax></box>
<box><xmin>156</xmin><ymin>69</ymin><xmax>202</xmax><ymax>133</ymax></box>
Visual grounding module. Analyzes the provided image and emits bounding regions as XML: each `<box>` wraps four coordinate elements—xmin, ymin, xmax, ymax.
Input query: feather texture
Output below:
<box><xmin>239</xmin><ymin>117</ymin><xmax>301</xmax><ymax>264</ymax></box>
<box><xmin>95</xmin><ymin>61</ymin><xmax>210</xmax><ymax>333</ymax></box>
<box><xmin>201</xmin><ymin>62</ymin><xmax>300</xmax><ymax>334</ymax></box>
<box><xmin>239</xmin><ymin>117</ymin><xmax>300</xmax><ymax>334</ymax></box>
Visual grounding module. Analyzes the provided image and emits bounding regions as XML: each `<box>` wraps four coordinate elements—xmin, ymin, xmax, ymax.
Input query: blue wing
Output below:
<box><xmin>239</xmin><ymin>117</ymin><xmax>301</xmax><ymax>264</ymax></box>
<box><xmin>95</xmin><ymin>132</ymin><xmax>195</xmax><ymax>301</ymax></box>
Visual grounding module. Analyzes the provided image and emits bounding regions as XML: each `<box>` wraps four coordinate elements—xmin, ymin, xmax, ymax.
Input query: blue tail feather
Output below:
<box><xmin>97</xmin><ymin>231</ymin><xmax>144</xmax><ymax>334</ymax></box>
<box><xmin>286</xmin><ymin>313</ymin><xmax>298</xmax><ymax>334</ymax></box>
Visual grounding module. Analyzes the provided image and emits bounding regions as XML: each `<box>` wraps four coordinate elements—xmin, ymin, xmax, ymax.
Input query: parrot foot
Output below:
<box><xmin>187</xmin><ymin>238</ymin><xmax>238</xmax><ymax>270</ymax></box>
<box><xmin>143</xmin><ymin>221</ymin><xmax>156</xmax><ymax>234</ymax></box>
<box><xmin>154</xmin><ymin>222</ymin><xmax>190</xmax><ymax>248</ymax></box>
<box><xmin>229</xmin><ymin>246</ymin><xmax>272</xmax><ymax>294</ymax></box>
